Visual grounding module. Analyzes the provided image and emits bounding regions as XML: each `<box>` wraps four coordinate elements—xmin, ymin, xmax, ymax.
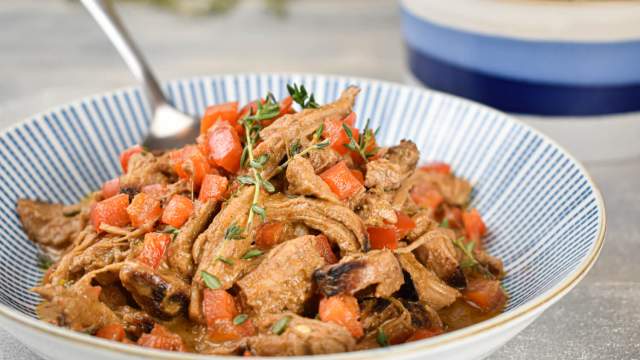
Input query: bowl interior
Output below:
<box><xmin>0</xmin><ymin>73</ymin><xmax>602</xmax><ymax>325</ymax></box>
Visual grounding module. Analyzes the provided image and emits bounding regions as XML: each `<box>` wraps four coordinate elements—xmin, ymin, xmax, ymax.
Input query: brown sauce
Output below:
<box><xmin>438</xmin><ymin>299</ymin><xmax>505</xmax><ymax>332</ymax></box>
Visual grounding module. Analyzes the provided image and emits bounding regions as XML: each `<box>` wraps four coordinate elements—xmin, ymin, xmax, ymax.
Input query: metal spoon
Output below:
<box><xmin>81</xmin><ymin>0</ymin><xmax>199</xmax><ymax>151</ymax></box>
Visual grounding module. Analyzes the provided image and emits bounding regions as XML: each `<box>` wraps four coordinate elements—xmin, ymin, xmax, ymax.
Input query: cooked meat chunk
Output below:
<box><xmin>34</xmin><ymin>282</ymin><xmax>121</xmax><ymax>333</ymax></box>
<box><xmin>356</xmin><ymin>298</ymin><xmax>413</xmax><ymax>350</ymax></box>
<box><xmin>413</xmin><ymin>228</ymin><xmax>459</xmax><ymax>280</ymax></box>
<box><xmin>113</xmin><ymin>305</ymin><xmax>155</xmax><ymax>339</ymax></box>
<box><xmin>69</xmin><ymin>236</ymin><xmax>130</xmax><ymax>277</ymax></box>
<box><xmin>396</xmin><ymin>252</ymin><xmax>459</xmax><ymax>310</ymax></box>
<box><xmin>384</xmin><ymin>140</ymin><xmax>419</xmax><ymax>174</ymax></box>
<box><xmin>120</xmin><ymin>152</ymin><xmax>172</xmax><ymax>190</ymax></box>
<box><xmin>286</xmin><ymin>156</ymin><xmax>339</xmax><ymax>204</ymax></box>
<box><xmin>264</xmin><ymin>194</ymin><xmax>366</xmax><ymax>254</ymax></box>
<box><xmin>119</xmin><ymin>261</ymin><xmax>190</xmax><ymax>320</ymax></box>
<box><xmin>406</xmin><ymin>209</ymin><xmax>437</xmax><ymax>241</ymax></box>
<box><xmin>238</xmin><ymin>235</ymin><xmax>329</xmax><ymax>315</ymax></box>
<box><xmin>257</xmin><ymin>87</ymin><xmax>360</xmax><ymax>179</ymax></box>
<box><xmin>308</xmin><ymin>147</ymin><xmax>341</xmax><ymax>173</ymax></box>
<box><xmin>415</xmin><ymin>172</ymin><xmax>472</xmax><ymax>206</ymax></box>
<box><xmin>17</xmin><ymin>199</ymin><xmax>88</xmax><ymax>255</ymax></box>
<box><xmin>247</xmin><ymin>313</ymin><xmax>355</xmax><ymax>356</ymax></box>
<box><xmin>314</xmin><ymin>250</ymin><xmax>403</xmax><ymax>297</ymax></box>
<box><xmin>357</xmin><ymin>194</ymin><xmax>397</xmax><ymax>227</ymax></box>
<box><xmin>365</xmin><ymin>158</ymin><xmax>404</xmax><ymax>191</ymax></box>
<box><xmin>190</xmin><ymin>187</ymin><xmax>256</xmax><ymax>322</ymax></box>
<box><xmin>474</xmin><ymin>249</ymin><xmax>505</xmax><ymax>279</ymax></box>
<box><xmin>167</xmin><ymin>200</ymin><xmax>218</xmax><ymax>279</ymax></box>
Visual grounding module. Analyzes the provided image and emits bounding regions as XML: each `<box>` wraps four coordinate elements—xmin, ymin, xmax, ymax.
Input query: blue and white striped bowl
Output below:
<box><xmin>0</xmin><ymin>74</ymin><xmax>605</xmax><ymax>360</ymax></box>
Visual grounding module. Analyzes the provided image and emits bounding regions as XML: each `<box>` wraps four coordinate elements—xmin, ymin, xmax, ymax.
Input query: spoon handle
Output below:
<box><xmin>81</xmin><ymin>0</ymin><xmax>167</xmax><ymax>111</ymax></box>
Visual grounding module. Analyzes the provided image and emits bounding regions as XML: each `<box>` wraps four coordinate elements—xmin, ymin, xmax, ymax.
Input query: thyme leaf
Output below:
<box><xmin>376</xmin><ymin>328</ymin><xmax>389</xmax><ymax>347</ymax></box>
<box><xmin>241</xmin><ymin>249</ymin><xmax>263</xmax><ymax>259</ymax></box>
<box><xmin>201</xmin><ymin>271</ymin><xmax>222</xmax><ymax>289</ymax></box>
<box><xmin>224</xmin><ymin>223</ymin><xmax>245</xmax><ymax>240</ymax></box>
<box><xmin>216</xmin><ymin>256</ymin><xmax>234</xmax><ymax>266</ymax></box>
<box><xmin>233</xmin><ymin>314</ymin><xmax>249</xmax><ymax>325</ymax></box>
<box><xmin>271</xmin><ymin>316</ymin><xmax>292</xmax><ymax>335</ymax></box>
<box><xmin>287</xmin><ymin>84</ymin><xmax>319</xmax><ymax>109</ymax></box>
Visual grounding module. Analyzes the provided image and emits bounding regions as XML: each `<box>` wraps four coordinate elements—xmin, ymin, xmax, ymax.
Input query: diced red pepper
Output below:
<box><xmin>319</xmin><ymin>294</ymin><xmax>363</xmax><ymax>338</ymax></box>
<box><xmin>462</xmin><ymin>208</ymin><xmax>487</xmax><ymax>247</ymax></box>
<box><xmin>95</xmin><ymin>323</ymin><xmax>126</xmax><ymax>342</ymax></box>
<box><xmin>101</xmin><ymin>177</ymin><xmax>120</xmax><ymax>199</ymax></box>
<box><xmin>200</xmin><ymin>101</ymin><xmax>240</xmax><ymax>135</ymax></box>
<box><xmin>350</xmin><ymin>169</ymin><xmax>365</xmax><ymax>185</ymax></box>
<box><xmin>127</xmin><ymin>192</ymin><xmax>162</xmax><ymax>229</ymax></box>
<box><xmin>238</xmin><ymin>98</ymin><xmax>265</xmax><ymax>120</ymax></box>
<box><xmin>394</xmin><ymin>211</ymin><xmax>416</xmax><ymax>239</ymax></box>
<box><xmin>319</xmin><ymin>161</ymin><xmax>364</xmax><ymax>200</ymax></box>
<box><xmin>203</xmin><ymin>288</ymin><xmax>256</xmax><ymax>342</ymax></box>
<box><xmin>407</xmin><ymin>327</ymin><xmax>444</xmax><ymax>342</ymax></box>
<box><xmin>199</xmin><ymin>174</ymin><xmax>228</xmax><ymax>202</ymax></box>
<box><xmin>255</xmin><ymin>222</ymin><xmax>286</xmax><ymax>249</ymax></box>
<box><xmin>206</xmin><ymin>120</ymin><xmax>243</xmax><ymax>174</ymax></box>
<box><xmin>442</xmin><ymin>205</ymin><xmax>464</xmax><ymax>229</ymax></box>
<box><xmin>137</xmin><ymin>324</ymin><xmax>186</xmax><ymax>352</ymax></box>
<box><xmin>322</xmin><ymin>117</ymin><xmax>360</xmax><ymax>156</ymax></box>
<box><xmin>119</xmin><ymin>145</ymin><xmax>143</xmax><ymax>173</ymax></box>
<box><xmin>170</xmin><ymin>145</ymin><xmax>212</xmax><ymax>187</ymax></box>
<box><xmin>277</xmin><ymin>96</ymin><xmax>293</xmax><ymax>117</ymax></box>
<box><xmin>367</xmin><ymin>226</ymin><xmax>398</xmax><ymax>250</ymax></box>
<box><xmin>141</xmin><ymin>183</ymin><xmax>166</xmax><ymax>197</ymax></box>
<box><xmin>315</xmin><ymin>234</ymin><xmax>337</xmax><ymax>264</ymax></box>
<box><xmin>91</xmin><ymin>193</ymin><xmax>130</xmax><ymax>231</ymax></box>
<box><xmin>342</xmin><ymin>112</ymin><xmax>356</xmax><ymax>127</ymax></box>
<box><xmin>138</xmin><ymin>232</ymin><xmax>171</xmax><ymax>269</ymax></box>
<box><xmin>463</xmin><ymin>278</ymin><xmax>506</xmax><ymax>312</ymax></box>
<box><xmin>162</xmin><ymin>195</ymin><xmax>194</xmax><ymax>228</ymax></box>
<box><xmin>420</xmin><ymin>161</ymin><xmax>451</xmax><ymax>175</ymax></box>
<box><xmin>410</xmin><ymin>183</ymin><xmax>444</xmax><ymax>210</ymax></box>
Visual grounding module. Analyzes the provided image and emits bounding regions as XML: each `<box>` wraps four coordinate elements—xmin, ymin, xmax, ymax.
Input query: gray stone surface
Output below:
<box><xmin>0</xmin><ymin>1</ymin><xmax>638</xmax><ymax>359</ymax></box>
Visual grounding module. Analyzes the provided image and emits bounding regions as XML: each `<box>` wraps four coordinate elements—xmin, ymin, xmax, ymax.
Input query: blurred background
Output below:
<box><xmin>0</xmin><ymin>0</ymin><xmax>638</xmax><ymax>359</ymax></box>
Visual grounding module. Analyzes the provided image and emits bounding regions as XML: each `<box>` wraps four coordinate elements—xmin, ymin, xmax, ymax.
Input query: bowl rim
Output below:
<box><xmin>0</xmin><ymin>72</ymin><xmax>606</xmax><ymax>359</ymax></box>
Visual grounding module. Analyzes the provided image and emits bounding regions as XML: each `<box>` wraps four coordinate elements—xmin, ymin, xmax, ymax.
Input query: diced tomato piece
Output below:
<box><xmin>278</xmin><ymin>96</ymin><xmax>293</xmax><ymax>117</ymax></box>
<box><xmin>342</xmin><ymin>112</ymin><xmax>356</xmax><ymax>127</ymax></box>
<box><xmin>420</xmin><ymin>161</ymin><xmax>451</xmax><ymax>175</ymax></box>
<box><xmin>238</xmin><ymin>98</ymin><xmax>265</xmax><ymax>120</ymax></box>
<box><xmin>170</xmin><ymin>145</ymin><xmax>211</xmax><ymax>187</ymax></box>
<box><xmin>199</xmin><ymin>174</ymin><xmax>228</xmax><ymax>202</ymax></box>
<box><xmin>162</xmin><ymin>195</ymin><xmax>194</xmax><ymax>228</ymax></box>
<box><xmin>322</xmin><ymin>118</ymin><xmax>360</xmax><ymax>156</ymax></box>
<box><xmin>206</xmin><ymin>121</ymin><xmax>243</xmax><ymax>174</ymax></box>
<box><xmin>367</xmin><ymin>226</ymin><xmax>398</xmax><ymax>250</ymax></box>
<box><xmin>95</xmin><ymin>323</ymin><xmax>125</xmax><ymax>342</ymax></box>
<box><xmin>141</xmin><ymin>183</ymin><xmax>166</xmax><ymax>197</ymax></box>
<box><xmin>319</xmin><ymin>294</ymin><xmax>363</xmax><ymax>338</ymax></box>
<box><xmin>463</xmin><ymin>278</ymin><xmax>506</xmax><ymax>312</ymax></box>
<box><xmin>138</xmin><ymin>232</ymin><xmax>171</xmax><ymax>269</ymax></box>
<box><xmin>319</xmin><ymin>161</ymin><xmax>364</xmax><ymax>200</ymax></box>
<box><xmin>208</xmin><ymin>319</ymin><xmax>256</xmax><ymax>342</ymax></box>
<box><xmin>315</xmin><ymin>234</ymin><xmax>337</xmax><ymax>264</ymax></box>
<box><xmin>407</xmin><ymin>327</ymin><xmax>444</xmax><ymax>342</ymax></box>
<box><xmin>91</xmin><ymin>193</ymin><xmax>130</xmax><ymax>231</ymax></box>
<box><xmin>120</xmin><ymin>145</ymin><xmax>143</xmax><ymax>173</ymax></box>
<box><xmin>101</xmin><ymin>177</ymin><xmax>120</xmax><ymax>199</ymax></box>
<box><xmin>200</xmin><ymin>101</ymin><xmax>240</xmax><ymax>134</ymax></box>
<box><xmin>463</xmin><ymin>208</ymin><xmax>487</xmax><ymax>248</ymax></box>
<box><xmin>394</xmin><ymin>211</ymin><xmax>416</xmax><ymax>239</ymax></box>
<box><xmin>137</xmin><ymin>324</ymin><xmax>186</xmax><ymax>352</ymax></box>
<box><xmin>350</xmin><ymin>169</ymin><xmax>364</xmax><ymax>185</ymax></box>
<box><xmin>255</xmin><ymin>222</ymin><xmax>286</xmax><ymax>249</ymax></box>
<box><xmin>243</xmin><ymin>350</ymin><xmax>253</xmax><ymax>357</ymax></box>
<box><xmin>410</xmin><ymin>183</ymin><xmax>444</xmax><ymax>210</ymax></box>
<box><xmin>442</xmin><ymin>205</ymin><xmax>463</xmax><ymax>229</ymax></box>
<box><xmin>127</xmin><ymin>193</ymin><xmax>162</xmax><ymax>229</ymax></box>
<box><xmin>203</xmin><ymin>289</ymin><xmax>238</xmax><ymax>326</ymax></box>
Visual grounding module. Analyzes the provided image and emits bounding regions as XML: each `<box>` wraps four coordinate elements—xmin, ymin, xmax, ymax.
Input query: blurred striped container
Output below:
<box><xmin>401</xmin><ymin>0</ymin><xmax>640</xmax><ymax>161</ymax></box>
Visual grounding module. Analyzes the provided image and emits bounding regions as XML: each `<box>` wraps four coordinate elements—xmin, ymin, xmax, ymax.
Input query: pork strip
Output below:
<box><xmin>396</xmin><ymin>252</ymin><xmax>459</xmax><ymax>310</ymax></box>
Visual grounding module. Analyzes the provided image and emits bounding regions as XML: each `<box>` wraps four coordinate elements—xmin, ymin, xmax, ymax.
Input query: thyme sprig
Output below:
<box><xmin>342</xmin><ymin>117</ymin><xmax>379</xmax><ymax>162</ymax></box>
<box><xmin>240</xmin><ymin>96</ymin><xmax>279</xmax><ymax>231</ymax></box>
<box><xmin>287</xmin><ymin>84</ymin><xmax>319</xmax><ymax>109</ymax></box>
<box><xmin>452</xmin><ymin>237</ymin><xmax>494</xmax><ymax>278</ymax></box>
<box><xmin>276</xmin><ymin>124</ymin><xmax>329</xmax><ymax>173</ymax></box>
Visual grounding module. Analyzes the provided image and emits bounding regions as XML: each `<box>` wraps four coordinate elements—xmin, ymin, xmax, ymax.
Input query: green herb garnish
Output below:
<box><xmin>201</xmin><ymin>271</ymin><xmax>222</xmax><ymax>289</ymax></box>
<box><xmin>241</xmin><ymin>249</ymin><xmax>263</xmax><ymax>260</ymax></box>
<box><xmin>233</xmin><ymin>314</ymin><xmax>249</xmax><ymax>325</ymax></box>
<box><xmin>342</xmin><ymin>117</ymin><xmax>378</xmax><ymax>162</ymax></box>
<box><xmin>37</xmin><ymin>255</ymin><xmax>53</xmax><ymax>270</ymax></box>
<box><xmin>440</xmin><ymin>218</ymin><xmax>449</xmax><ymax>228</ymax></box>
<box><xmin>224</xmin><ymin>223</ymin><xmax>245</xmax><ymax>240</ymax></box>
<box><xmin>216</xmin><ymin>256</ymin><xmax>235</xmax><ymax>266</ymax></box>
<box><xmin>161</xmin><ymin>226</ymin><xmax>180</xmax><ymax>240</ymax></box>
<box><xmin>376</xmin><ymin>328</ymin><xmax>389</xmax><ymax>347</ymax></box>
<box><xmin>287</xmin><ymin>84</ymin><xmax>319</xmax><ymax>109</ymax></box>
<box><xmin>271</xmin><ymin>315</ymin><xmax>292</xmax><ymax>335</ymax></box>
<box><xmin>62</xmin><ymin>210</ymin><xmax>80</xmax><ymax>218</ymax></box>
<box><xmin>452</xmin><ymin>237</ymin><xmax>478</xmax><ymax>268</ymax></box>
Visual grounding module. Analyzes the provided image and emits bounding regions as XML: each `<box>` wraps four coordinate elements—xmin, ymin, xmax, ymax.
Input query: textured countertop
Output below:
<box><xmin>0</xmin><ymin>1</ymin><xmax>638</xmax><ymax>359</ymax></box>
